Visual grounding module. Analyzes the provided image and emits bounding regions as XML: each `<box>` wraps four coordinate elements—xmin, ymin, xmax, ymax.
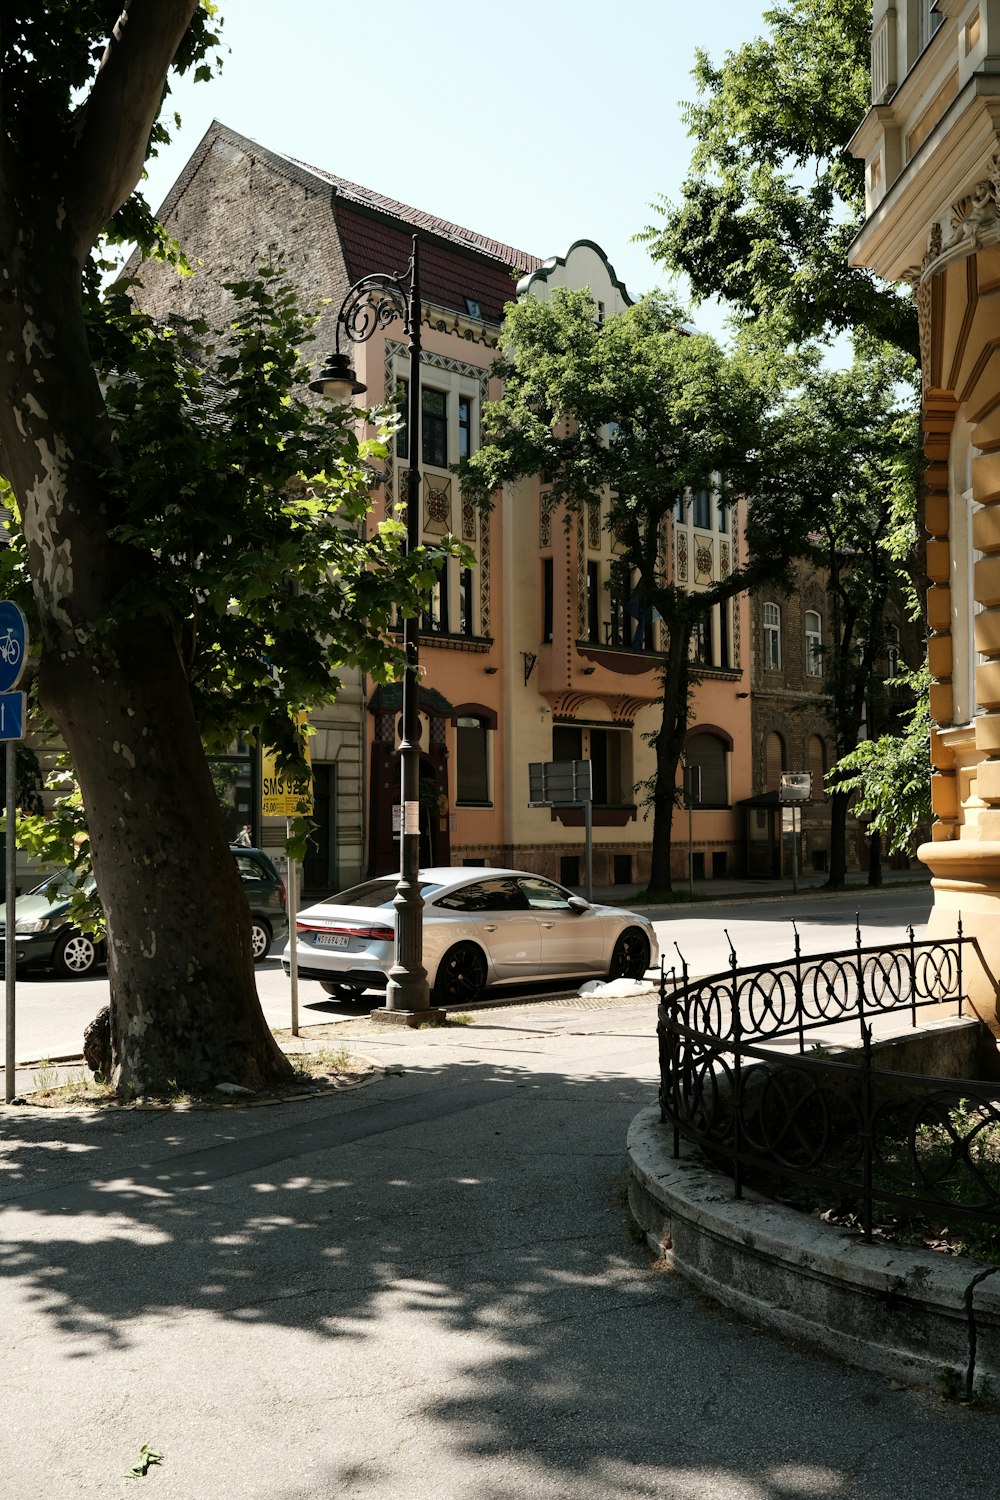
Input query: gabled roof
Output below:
<box><xmin>148</xmin><ymin>123</ymin><xmax>544</xmax><ymax>325</ymax></box>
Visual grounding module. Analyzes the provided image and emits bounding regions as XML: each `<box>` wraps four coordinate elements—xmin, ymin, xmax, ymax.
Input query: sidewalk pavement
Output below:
<box><xmin>578</xmin><ymin>863</ymin><xmax>931</xmax><ymax>908</ymax></box>
<box><xmin>0</xmin><ymin>984</ymin><xmax>995</xmax><ymax>1500</ymax></box>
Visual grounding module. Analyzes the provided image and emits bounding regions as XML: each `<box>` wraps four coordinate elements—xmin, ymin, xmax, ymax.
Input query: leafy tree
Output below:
<box><xmin>0</xmin><ymin>7</ymin><xmax>451</xmax><ymax>1094</ymax></box>
<box><xmin>778</xmin><ymin>350</ymin><xmax>922</xmax><ymax>885</ymax></box>
<box><xmin>462</xmin><ymin>288</ymin><xmax>804</xmax><ymax>894</ymax></box>
<box><xmin>639</xmin><ymin>0</ymin><xmax>915</xmax><ymax>356</ymax></box>
<box><xmin>827</xmin><ymin>666</ymin><xmax>932</xmax><ymax>857</ymax></box>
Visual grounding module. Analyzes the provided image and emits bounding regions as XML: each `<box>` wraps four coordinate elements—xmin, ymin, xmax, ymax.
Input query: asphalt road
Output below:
<box><xmin>1</xmin><ymin>987</ymin><xmax>997</xmax><ymax>1499</ymax></box>
<box><xmin>0</xmin><ymin>885</ymin><xmax>935</xmax><ymax>1074</ymax></box>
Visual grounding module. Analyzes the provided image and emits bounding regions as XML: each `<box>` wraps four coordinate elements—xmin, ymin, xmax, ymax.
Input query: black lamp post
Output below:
<box><xmin>310</xmin><ymin>235</ymin><xmax>431</xmax><ymax>1016</ymax></box>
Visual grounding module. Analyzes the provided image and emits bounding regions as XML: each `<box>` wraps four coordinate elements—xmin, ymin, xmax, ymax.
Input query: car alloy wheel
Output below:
<box><xmin>608</xmin><ymin>928</ymin><xmax>650</xmax><ymax>981</ymax></box>
<box><xmin>433</xmin><ymin>942</ymin><xmax>488</xmax><ymax>1006</ymax></box>
<box><xmin>53</xmin><ymin>931</ymin><xmax>99</xmax><ymax>978</ymax></box>
<box><xmin>250</xmin><ymin>919</ymin><xmax>272</xmax><ymax>963</ymax></box>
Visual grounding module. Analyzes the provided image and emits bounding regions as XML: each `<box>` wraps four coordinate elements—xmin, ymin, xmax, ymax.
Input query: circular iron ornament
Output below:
<box><xmin>913</xmin><ymin>944</ymin><xmax>960</xmax><ymax>1000</ymax></box>
<box><xmin>805</xmin><ymin>957</ymin><xmax>857</xmax><ymax>1024</ymax></box>
<box><xmin>689</xmin><ymin>982</ymin><xmax>730</xmax><ymax>1040</ymax></box>
<box><xmin>871</xmin><ymin>1090</ymin><xmax>1000</xmax><ymax>1210</ymax></box>
<box><xmin>742</xmin><ymin>969</ymin><xmax>798</xmax><ymax>1039</ymax></box>
<box><xmin>860</xmin><ymin>949</ymin><xmax>909</xmax><ymax>1011</ymax></box>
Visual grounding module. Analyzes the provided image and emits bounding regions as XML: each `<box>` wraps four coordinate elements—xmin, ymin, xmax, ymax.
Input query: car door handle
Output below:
<box><xmin>542</xmin><ymin>921</ymin><xmax>555</xmax><ymax>928</ymax></box>
<box><xmin>484</xmin><ymin>924</ymin><xmax>497</xmax><ymax>932</ymax></box>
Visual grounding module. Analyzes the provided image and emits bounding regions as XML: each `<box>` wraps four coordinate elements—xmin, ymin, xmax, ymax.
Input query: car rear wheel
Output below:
<box><xmin>608</xmin><ymin>928</ymin><xmax>650</xmax><ymax>982</ymax></box>
<box><xmin>433</xmin><ymin>942</ymin><xmax>488</xmax><ymax>1006</ymax></box>
<box><xmin>319</xmin><ymin>980</ymin><xmax>366</xmax><ymax>1002</ymax></box>
<box><xmin>53</xmin><ymin>930</ymin><xmax>100</xmax><ymax>978</ymax></box>
<box><xmin>250</xmin><ymin>919</ymin><xmax>272</xmax><ymax>963</ymax></box>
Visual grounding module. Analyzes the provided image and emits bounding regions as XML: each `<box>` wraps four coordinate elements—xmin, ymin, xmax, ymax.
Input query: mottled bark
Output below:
<box><xmin>648</xmin><ymin>623</ymin><xmax>693</xmax><ymax>894</ymax></box>
<box><xmin>0</xmin><ymin>26</ymin><xmax>292</xmax><ymax>1093</ymax></box>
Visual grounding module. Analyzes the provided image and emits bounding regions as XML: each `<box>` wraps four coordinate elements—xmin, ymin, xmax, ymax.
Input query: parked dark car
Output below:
<box><xmin>0</xmin><ymin>845</ymin><xmax>288</xmax><ymax>977</ymax></box>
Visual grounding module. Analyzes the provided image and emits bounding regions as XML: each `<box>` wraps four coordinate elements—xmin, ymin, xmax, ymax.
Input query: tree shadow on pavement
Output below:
<box><xmin>0</xmin><ymin>1045</ymin><xmax>995</xmax><ymax>1500</ymax></box>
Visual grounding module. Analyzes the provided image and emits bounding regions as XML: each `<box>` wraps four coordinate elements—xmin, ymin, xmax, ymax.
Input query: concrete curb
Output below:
<box><xmin>627</xmin><ymin>1103</ymin><xmax>1000</xmax><ymax>1400</ymax></box>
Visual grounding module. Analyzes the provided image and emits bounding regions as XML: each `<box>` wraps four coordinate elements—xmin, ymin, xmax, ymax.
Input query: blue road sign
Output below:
<box><xmin>0</xmin><ymin>602</ymin><xmax>27</xmax><ymax>694</ymax></box>
<box><xmin>0</xmin><ymin>692</ymin><xmax>26</xmax><ymax>741</ymax></box>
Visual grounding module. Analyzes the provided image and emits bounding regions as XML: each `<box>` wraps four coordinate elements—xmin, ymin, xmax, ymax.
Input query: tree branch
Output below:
<box><xmin>64</xmin><ymin>0</ymin><xmax>200</xmax><ymax>257</ymax></box>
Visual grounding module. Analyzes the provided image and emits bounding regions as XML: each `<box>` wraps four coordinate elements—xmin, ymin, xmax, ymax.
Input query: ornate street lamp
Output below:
<box><xmin>310</xmin><ymin>235</ymin><xmax>432</xmax><ymax>1016</ymax></box>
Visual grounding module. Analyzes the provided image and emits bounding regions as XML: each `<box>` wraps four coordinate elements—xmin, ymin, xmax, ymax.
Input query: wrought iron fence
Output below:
<box><xmin>658</xmin><ymin>921</ymin><xmax>1000</xmax><ymax>1243</ymax></box>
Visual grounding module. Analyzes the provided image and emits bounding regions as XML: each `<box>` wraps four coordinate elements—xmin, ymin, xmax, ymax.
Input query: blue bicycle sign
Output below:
<box><xmin>0</xmin><ymin>602</ymin><xmax>28</xmax><ymax>693</ymax></box>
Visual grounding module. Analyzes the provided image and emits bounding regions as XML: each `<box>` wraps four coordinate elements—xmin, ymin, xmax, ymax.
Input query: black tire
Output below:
<box><xmin>250</xmin><ymin>918</ymin><xmax>272</xmax><ymax>964</ymax></box>
<box><xmin>319</xmin><ymin>980</ymin><xmax>365</xmax><ymax>1002</ymax></box>
<box><xmin>53</xmin><ymin>929</ymin><xmax>100</xmax><ymax>979</ymax></box>
<box><xmin>433</xmin><ymin>942</ymin><xmax>488</xmax><ymax>1006</ymax></box>
<box><xmin>608</xmin><ymin>928</ymin><xmax>651</xmax><ymax>982</ymax></box>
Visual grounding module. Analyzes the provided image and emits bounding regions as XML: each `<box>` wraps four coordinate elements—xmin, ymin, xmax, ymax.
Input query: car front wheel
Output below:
<box><xmin>433</xmin><ymin>942</ymin><xmax>488</xmax><ymax>1006</ymax></box>
<box><xmin>53</xmin><ymin>930</ymin><xmax>100</xmax><ymax>978</ymax></box>
<box><xmin>608</xmin><ymin>928</ymin><xmax>650</xmax><ymax>982</ymax></box>
<box><xmin>250</xmin><ymin>919</ymin><xmax>272</xmax><ymax>963</ymax></box>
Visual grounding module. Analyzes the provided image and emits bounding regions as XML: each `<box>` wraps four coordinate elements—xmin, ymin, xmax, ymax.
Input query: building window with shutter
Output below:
<box><xmin>685</xmin><ymin>732</ymin><xmax>729</xmax><ymax>808</ymax></box>
<box><xmin>456</xmin><ymin>716</ymin><xmax>491</xmax><ymax>805</ymax></box>
<box><xmin>765</xmin><ymin>731</ymin><xmax>785</xmax><ymax>791</ymax></box>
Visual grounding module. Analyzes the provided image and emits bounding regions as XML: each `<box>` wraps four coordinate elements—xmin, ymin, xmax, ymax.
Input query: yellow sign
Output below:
<box><xmin>261</xmin><ymin>731</ymin><xmax>314</xmax><ymax>818</ymax></box>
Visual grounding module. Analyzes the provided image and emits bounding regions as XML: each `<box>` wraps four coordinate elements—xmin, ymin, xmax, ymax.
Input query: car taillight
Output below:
<box><xmin>280</xmin><ymin>880</ymin><xmax>287</xmax><ymax>908</ymax></box>
<box><xmin>295</xmin><ymin>922</ymin><xmax>394</xmax><ymax>942</ymax></box>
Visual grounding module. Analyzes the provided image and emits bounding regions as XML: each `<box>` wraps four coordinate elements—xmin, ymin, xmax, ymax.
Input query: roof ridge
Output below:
<box><xmin>281</xmin><ymin>151</ymin><xmax>541</xmax><ymax>271</ymax></box>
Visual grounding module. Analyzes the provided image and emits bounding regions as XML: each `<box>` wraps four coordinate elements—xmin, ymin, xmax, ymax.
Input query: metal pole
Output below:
<box><xmin>386</xmin><ymin>235</ymin><xmax>430</xmax><ymax>1012</ymax></box>
<box><xmin>287</xmin><ymin>819</ymin><xmax>299</xmax><ymax>1038</ymax></box>
<box><xmin>791</xmin><ymin>803</ymin><xmax>799</xmax><ymax>894</ymax></box>
<box><xmin>5</xmin><ymin>739</ymin><xmax>15</xmax><ymax>1102</ymax></box>
<box><xmin>584</xmin><ymin>778</ymin><xmax>593</xmax><ymax>904</ymax></box>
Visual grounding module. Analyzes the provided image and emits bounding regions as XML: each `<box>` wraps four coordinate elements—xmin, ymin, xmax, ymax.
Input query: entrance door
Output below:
<box><xmin>303</xmin><ymin>764</ymin><xmax>336</xmax><ymax>897</ymax></box>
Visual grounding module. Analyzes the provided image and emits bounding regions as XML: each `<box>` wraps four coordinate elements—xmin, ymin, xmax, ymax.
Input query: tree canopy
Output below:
<box><xmin>639</xmin><ymin>0</ymin><xmax>917</xmax><ymax>357</ymax></box>
<box><xmin>463</xmin><ymin>287</ymin><xmax>805</xmax><ymax>892</ymax></box>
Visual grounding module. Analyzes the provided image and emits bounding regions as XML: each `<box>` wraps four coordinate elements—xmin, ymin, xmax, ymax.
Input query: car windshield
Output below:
<box><xmin>29</xmin><ymin>871</ymin><xmax>97</xmax><ymax>902</ymax></box>
<box><xmin>324</xmin><ymin>878</ymin><xmax>444</xmax><ymax>909</ymax></box>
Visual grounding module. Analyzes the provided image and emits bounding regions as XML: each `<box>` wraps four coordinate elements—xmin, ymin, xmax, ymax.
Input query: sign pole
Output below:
<box><xmin>584</xmin><ymin>760</ymin><xmax>594</xmax><ymax>904</ymax></box>
<box><xmin>286</xmin><ymin>818</ymin><xmax>299</xmax><ymax>1039</ymax></box>
<box><xmin>4</xmin><ymin>740</ymin><xmax>14</xmax><ymax>1103</ymax></box>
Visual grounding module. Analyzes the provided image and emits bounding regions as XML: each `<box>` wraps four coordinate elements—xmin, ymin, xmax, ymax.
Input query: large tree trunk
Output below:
<box><xmin>827</xmin><ymin>788</ymin><xmax>851</xmax><ymax>889</ymax></box>
<box><xmin>0</xmin><ymin>187</ymin><xmax>291</xmax><ymax>1095</ymax></box>
<box><xmin>648</xmin><ymin>625</ymin><xmax>693</xmax><ymax>893</ymax></box>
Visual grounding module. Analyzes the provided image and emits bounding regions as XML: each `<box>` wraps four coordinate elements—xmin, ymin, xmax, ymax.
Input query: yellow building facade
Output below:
<box><xmin>851</xmin><ymin>0</ymin><xmax>1000</xmax><ymax>1006</ymax></box>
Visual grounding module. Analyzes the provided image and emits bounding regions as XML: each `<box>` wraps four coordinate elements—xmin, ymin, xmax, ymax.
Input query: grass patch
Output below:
<box><xmin>28</xmin><ymin>1067</ymin><xmax>117</xmax><ymax>1107</ymax></box>
<box><xmin>292</xmin><ymin>1045</ymin><xmax>371</xmax><ymax>1081</ymax></box>
<box><xmin>417</xmin><ymin>1012</ymin><xmax>476</xmax><ymax>1029</ymax></box>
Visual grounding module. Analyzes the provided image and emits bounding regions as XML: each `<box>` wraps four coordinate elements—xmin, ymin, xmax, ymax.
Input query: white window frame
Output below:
<box><xmin>763</xmin><ymin>602</ymin><xmax>781</xmax><ymax>671</ymax></box>
<box><xmin>805</xmin><ymin>609</ymin><xmax>823</xmax><ymax>677</ymax></box>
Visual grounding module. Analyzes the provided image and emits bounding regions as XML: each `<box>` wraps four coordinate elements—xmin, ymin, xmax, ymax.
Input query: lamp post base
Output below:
<box><xmin>369</xmin><ymin>1005</ymin><xmax>447</xmax><ymax>1029</ymax></box>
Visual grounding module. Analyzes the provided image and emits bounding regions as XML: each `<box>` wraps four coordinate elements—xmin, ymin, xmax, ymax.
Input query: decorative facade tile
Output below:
<box><xmin>576</xmin><ymin>512</ymin><xmax>587</xmax><ymax>638</ymax></box>
<box><xmin>588</xmin><ymin>500</ymin><xmax>601</xmax><ymax>551</ymax></box>
<box><xmin>694</xmin><ymin>536</ymin><xmax>713</xmax><ymax>584</ymax></box>
<box><xmin>424</xmin><ymin>475</ymin><xmax>451</xmax><ymax>533</ymax></box>
<box><xmin>676</xmin><ymin>531</ymin><xmax>688</xmax><ymax>583</ymax></box>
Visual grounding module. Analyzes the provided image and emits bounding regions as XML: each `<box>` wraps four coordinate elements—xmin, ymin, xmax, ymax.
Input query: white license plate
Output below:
<box><xmin>315</xmin><ymin>933</ymin><xmax>350</xmax><ymax>948</ymax></box>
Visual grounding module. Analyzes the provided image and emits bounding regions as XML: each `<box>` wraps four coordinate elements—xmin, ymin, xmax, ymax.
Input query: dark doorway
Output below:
<box><xmin>303</xmin><ymin>764</ymin><xmax>336</xmax><ymax>897</ymax></box>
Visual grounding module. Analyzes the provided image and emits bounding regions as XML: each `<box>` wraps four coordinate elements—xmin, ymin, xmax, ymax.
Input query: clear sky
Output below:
<box><xmin>143</xmin><ymin>1</ymin><xmax>774</xmax><ymax>337</ymax></box>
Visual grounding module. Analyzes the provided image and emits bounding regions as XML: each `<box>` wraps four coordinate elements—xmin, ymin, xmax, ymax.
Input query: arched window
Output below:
<box><xmin>685</xmin><ymin>732</ymin><xmax>729</xmax><ymax>808</ymax></box>
<box><xmin>765</xmin><ymin>731</ymin><xmax>785</xmax><ymax>792</ymax></box>
<box><xmin>808</xmin><ymin>736</ymin><xmax>826</xmax><ymax>799</ymax></box>
<box><xmin>805</xmin><ymin>610</ymin><xmax>823</xmax><ymax>677</ymax></box>
<box><xmin>763</xmin><ymin>602</ymin><xmax>781</xmax><ymax>671</ymax></box>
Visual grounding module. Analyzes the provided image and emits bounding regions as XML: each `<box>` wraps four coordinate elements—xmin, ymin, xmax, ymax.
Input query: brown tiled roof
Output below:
<box><xmin>283</xmin><ymin>154</ymin><xmax>540</xmax><ymax>325</ymax></box>
<box><xmin>286</xmin><ymin>156</ymin><xmax>541</xmax><ymax>272</ymax></box>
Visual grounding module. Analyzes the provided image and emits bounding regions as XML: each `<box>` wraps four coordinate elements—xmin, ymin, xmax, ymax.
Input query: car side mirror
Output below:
<box><xmin>567</xmin><ymin>896</ymin><xmax>590</xmax><ymax>914</ymax></box>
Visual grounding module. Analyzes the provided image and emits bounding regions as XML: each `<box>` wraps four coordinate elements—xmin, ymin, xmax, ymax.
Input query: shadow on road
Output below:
<box><xmin>0</xmin><ymin>1034</ymin><xmax>995</xmax><ymax>1498</ymax></box>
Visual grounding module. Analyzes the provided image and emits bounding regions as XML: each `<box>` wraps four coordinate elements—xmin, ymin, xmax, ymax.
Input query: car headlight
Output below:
<box><xmin>15</xmin><ymin>917</ymin><xmax>54</xmax><ymax>934</ymax></box>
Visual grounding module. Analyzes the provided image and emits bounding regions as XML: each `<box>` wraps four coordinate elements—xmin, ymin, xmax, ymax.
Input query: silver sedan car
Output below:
<box><xmin>282</xmin><ymin>866</ymin><xmax>659</xmax><ymax>1005</ymax></box>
